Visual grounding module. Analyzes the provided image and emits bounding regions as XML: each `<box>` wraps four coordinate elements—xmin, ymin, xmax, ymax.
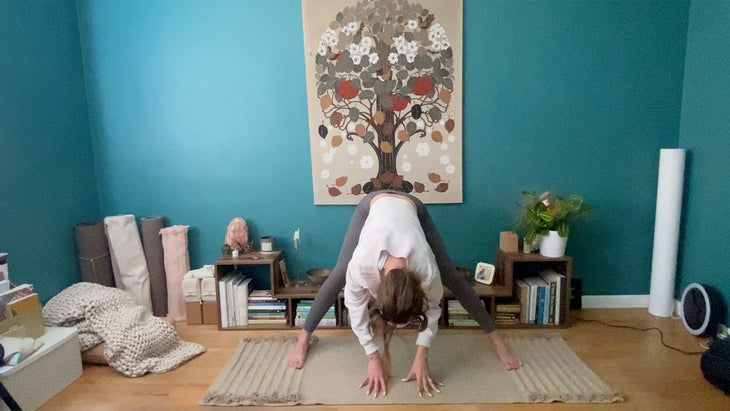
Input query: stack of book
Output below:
<box><xmin>294</xmin><ymin>300</ymin><xmax>336</xmax><ymax>327</ymax></box>
<box><xmin>248</xmin><ymin>290</ymin><xmax>287</xmax><ymax>325</ymax></box>
<box><xmin>217</xmin><ymin>274</ymin><xmax>253</xmax><ymax>327</ymax></box>
<box><xmin>446</xmin><ymin>299</ymin><xmax>479</xmax><ymax>327</ymax></box>
<box><xmin>494</xmin><ymin>303</ymin><xmax>521</xmax><ymax>325</ymax></box>
<box><xmin>514</xmin><ymin>269</ymin><xmax>567</xmax><ymax>325</ymax></box>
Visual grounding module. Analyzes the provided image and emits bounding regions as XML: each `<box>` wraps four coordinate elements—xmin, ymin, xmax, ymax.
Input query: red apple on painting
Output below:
<box><xmin>389</xmin><ymin>94</ymin><xmax>409</xmax><ymax>111</ymax></box>
<box><xmin>412</xmin><ymin>75</ymin><xmax>433</xmax><ymax>96</ymax></box>
<box><xmin>337</xmin><ymin>80</ymin><xmax>359</xmax><ymax>99</ymax></box>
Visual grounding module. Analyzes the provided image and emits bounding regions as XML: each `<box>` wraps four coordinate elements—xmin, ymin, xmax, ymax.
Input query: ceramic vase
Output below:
<box><xmin>539</xmin><ymin>230</ymin><xmax>568</xmax><ymax>257</ymax></box>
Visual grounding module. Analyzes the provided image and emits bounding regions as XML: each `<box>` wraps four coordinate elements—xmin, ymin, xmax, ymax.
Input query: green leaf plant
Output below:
<box><xmin>516</xmin><ymin>190</ymin><xmax>591</xmax><ymax>244</ymax></box>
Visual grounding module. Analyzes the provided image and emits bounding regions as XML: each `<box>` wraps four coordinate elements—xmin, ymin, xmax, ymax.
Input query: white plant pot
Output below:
<box><xmin>539</xmin><ymin>230</ymin><xmax>568</xmax><ymax>258</ymax></box>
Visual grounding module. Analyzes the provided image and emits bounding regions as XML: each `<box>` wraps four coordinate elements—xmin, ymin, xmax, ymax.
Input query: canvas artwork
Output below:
<box><xmin>302</xmin><ymin>0</ymin><xmax>463</xmax><ymax>204</ymax></box>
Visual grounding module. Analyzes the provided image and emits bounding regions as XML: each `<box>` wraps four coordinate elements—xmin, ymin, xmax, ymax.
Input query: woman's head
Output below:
<box><xmin>369</xmin><ymin>268</ymin><xmax>427</xmax><ymax>332</ymax></box>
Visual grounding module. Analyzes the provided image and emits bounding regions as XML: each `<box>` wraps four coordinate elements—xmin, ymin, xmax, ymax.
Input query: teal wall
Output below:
<box><xmin>677</xmin><ymin>1</ymin><xmax>730</xmax><ymax>320</ymax></box>
<box><xmin>5</xmin><ymin>0</ymin><xmax>706</xmax><ymax>307</ymax></box>
<box><xmin>0</xmin><ymin>0</ymin><xmax>99</xmax><ymax>302</ymax></box>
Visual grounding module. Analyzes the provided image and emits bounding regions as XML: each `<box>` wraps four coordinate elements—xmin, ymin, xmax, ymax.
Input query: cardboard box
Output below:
<box><xmin>202</xmin><ymin>300</ymin><xmax>219</xmax><ymax>325</ymax></box>
<box><xmin>185</xmin><ymin>301</ymin><xmax>203</xmax><ymax>324</ymax></box>
<box><xmin>0</xmin><ymin>327</ymin><xmax>82</xmax><ymax>411</ymax></box>
<box><xmin>499</xmin><ymin>231</ymin><xmax>519</xmax><ymax>253</ymax></box>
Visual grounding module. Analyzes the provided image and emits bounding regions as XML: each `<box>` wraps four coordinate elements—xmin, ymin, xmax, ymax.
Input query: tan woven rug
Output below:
<box><xmin>200</xmin><ymin>330</ymin><xmax>622</xmax><ymax>406</ymax></box>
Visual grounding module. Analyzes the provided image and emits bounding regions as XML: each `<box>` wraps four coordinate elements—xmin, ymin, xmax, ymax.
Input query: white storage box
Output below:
<box><xmin>0</xmin><ymin>327</ymin><xmax>82</xmax><ymax>411</ymax></box>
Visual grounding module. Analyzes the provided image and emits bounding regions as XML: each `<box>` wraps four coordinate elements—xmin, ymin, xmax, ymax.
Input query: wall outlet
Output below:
<box><xmin>716</xmin><ymin>323</ymin><xmax>729</xmax><ymax>341</ymax></box>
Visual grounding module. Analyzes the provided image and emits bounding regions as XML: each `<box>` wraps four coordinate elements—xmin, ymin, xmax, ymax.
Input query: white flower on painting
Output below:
<box><xmin>321</xmin><ymin>169</ymin><xmax>330</xmax><ymax>179</ymax></box>
<box><xmin>416</xmin><ymin>142</ymin><xmax>430</xmax><ymax>157</ymax></box>
<box><xmin>317</xmin><ymin>28</ymin><xmax>338</xmax><ymax>56</ymax></box>
<box><xmin>319</xmin><ymin>140</ymin><xmax>328</xmax><ymax>148</ymax></box>
<box><xmin>441</xmin><ymin>143</ymin><xmax>448</xmax><ymax>150</ymax></box>
<box><xmin>428</xmin><ymin>23</ymin><xmax>450</xmax><ymax>51</ymax></box>
<box><xmin>388</xmin><ymin>52</ymin><xmax>399</xmax><ymax>65</ymax></box>
<box><xmin>394</xmin><ymin>36</ymin><xmax>407</xmax><ymax>54</ymax></box>
<box><xmin>369</xmin><ymin>52</ymin><xmax>379</xmax><ymax>65</ymax></box>
<box><xmin>323</xmin><ymin>151</ymin><xmax>334</xmax><ymax>164</ymax></box>
<box><xmin>401</xmin><ymin>161</ymin><xmax>412</xmax><ymax>172</ymax></box>
<box><xmin>445</xmin><ymin>164</ymin><xmax>455</xmax><ymax>174</ymax></box>
<box><xmin>448</xmin><ymin>134</ymin><xmax>455</xmax><ymax>142</ymax></box>
<box><xmin>343</xmin><ymin>21</ymin><xmax>360</xmax><ymax>35</ymax></box>
<box><xmin>406</xmin><ymin>19</ymin><xmax>418</xmax><ymax>30</ymax></box>
<box><xmin>439</xmin><ymin>154</ymin><xmax>450</xmax><ymax>165</ymax></box>
<box><xmin>360</xmin><ymin>155</ymin><xmax>374</xmax><ymax>169</ymax></box>
<box><xmin>348</xmin><ymin>43</ymin><xmax>360</xmax><ymax>56</ymax></box>
<box><xmin>347</xmin><ymin>144</ymin><xmax>358</xmax><ymax>155</ymax></box>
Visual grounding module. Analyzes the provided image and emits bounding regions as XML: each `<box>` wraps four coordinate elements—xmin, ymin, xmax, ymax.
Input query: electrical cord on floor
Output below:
<box><xmin>571</xmin><ymin>314</ymin><xmax>708</xmax><ymax>355</ymax></box>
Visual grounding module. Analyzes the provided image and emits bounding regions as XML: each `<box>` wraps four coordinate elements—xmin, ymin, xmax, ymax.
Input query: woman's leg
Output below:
<box><xmin>301</xmin><ymin>195</ymin><xmax>373</xmax><ymax>332</ymax></box>
<box><xmin>401</xmin><ymin>192</ymin><xmax>497</xmax><ymax>333</ymax></box>
<box><xmin>289</xmin><ymin>191</ymin><xmax>380</xmax><ymax>368</ymax></box>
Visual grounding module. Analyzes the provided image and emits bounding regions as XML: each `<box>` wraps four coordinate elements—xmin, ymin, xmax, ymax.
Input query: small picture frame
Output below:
<box><xmin>474</xmin><ymin>262</ymin><xmax>495</xmax><ymax>285</ymax></box>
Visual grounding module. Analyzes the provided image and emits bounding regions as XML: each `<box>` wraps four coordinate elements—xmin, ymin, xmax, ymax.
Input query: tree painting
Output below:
<box><xmin>305</xmin><ymin>0</ymin><xmax>462</xmax><ymax>203</ymax></box>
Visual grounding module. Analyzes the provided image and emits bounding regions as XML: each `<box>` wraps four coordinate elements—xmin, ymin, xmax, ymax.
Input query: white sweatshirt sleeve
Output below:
<box><xmin>344</xmin><ymin>276</ymin><xmax>379</xmax><ymax>356</ymax></box>
<box><xmin>416</xmin><ymin>274</ymin><xmax>443</xmax><ymax>348</ymax></box>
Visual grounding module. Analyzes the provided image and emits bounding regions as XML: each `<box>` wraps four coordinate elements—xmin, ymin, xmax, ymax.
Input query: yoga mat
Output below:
<box><xmin>649</xmin><ymin>148</ymin><xmax>686</xmax><ymax>317</ymax></box>
<box><xmin>74</xmin><ymin>220</ymin><xmax>115</xmax><ymax>287</ymax></box>
<box><xmin>200</xmin><ymin>331</ymin><xmax>622</xmax><ymax>406</ymax></box>
<box><xmin>160</xmin><ymin>225</ymin><xmax>191</xmax><ymax>321</ymax></box>
<box><xmin>141</xmin><ymin>216</ymin><xmax>168</xmax><ymax>317</ymax></box>
<box><xmin>104</xmin><ymin>214</ymin><xmax>153</xmax><ymax>312</ymax></box>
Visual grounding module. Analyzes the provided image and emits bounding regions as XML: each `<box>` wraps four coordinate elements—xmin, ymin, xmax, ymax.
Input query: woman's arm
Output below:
<box><xmin>415</xmin><ymin>276</ymin><xmax>443</xmax><ymax>350</ymax></box>
<box><xmin>344</xmin><ymin>280</ymin><xmax>379</xmax><ymax>355</ymax></box>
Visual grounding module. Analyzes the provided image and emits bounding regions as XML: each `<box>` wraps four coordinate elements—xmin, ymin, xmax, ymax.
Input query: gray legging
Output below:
<box><xmin>303</xmin><ymin>190</ymin><xmax>497</xmax><ymax>334</ymax></box>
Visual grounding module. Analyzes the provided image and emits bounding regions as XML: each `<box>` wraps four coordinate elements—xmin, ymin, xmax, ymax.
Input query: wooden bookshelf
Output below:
<box><xmin>213</xmin><ymin>248</ymin><xmax>572</xmax><ymax>330</ymax></box>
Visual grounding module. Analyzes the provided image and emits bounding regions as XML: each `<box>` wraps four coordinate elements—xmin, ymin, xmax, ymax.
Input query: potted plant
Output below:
<box><xmin>516</xmin><ymin>190</ymin><xmax>591</xmax><ymax>257</ymax></box>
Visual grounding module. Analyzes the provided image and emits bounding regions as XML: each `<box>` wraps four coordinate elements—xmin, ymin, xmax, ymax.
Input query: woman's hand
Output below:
<box><xmin>359</xmin><ymin>351</ymin><xmax>388</xmax><ymax>397</ymax></box>
<box><xmin>402</xmin><ymin>345</ymin><xmax>441</xmax><ymax>398</ymax></box>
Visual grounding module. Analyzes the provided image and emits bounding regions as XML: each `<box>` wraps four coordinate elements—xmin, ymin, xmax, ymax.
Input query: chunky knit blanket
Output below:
<box><xmin>43</xmin><ymin>282</ymin><xmax>205</xmax><ymax>377</ymax></box>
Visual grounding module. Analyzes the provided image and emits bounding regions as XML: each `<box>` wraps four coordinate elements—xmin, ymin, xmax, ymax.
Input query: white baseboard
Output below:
<box><xmin>581</xmin><ymin>295</ymin><xmax>681</xmax><ymax>313</ymax></box>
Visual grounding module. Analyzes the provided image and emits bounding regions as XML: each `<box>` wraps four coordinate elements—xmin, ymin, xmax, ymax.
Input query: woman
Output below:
<box><xmin>288</xmin><ymin>190</ymin><xmax>520</xmax><ymax>398</ymax></box>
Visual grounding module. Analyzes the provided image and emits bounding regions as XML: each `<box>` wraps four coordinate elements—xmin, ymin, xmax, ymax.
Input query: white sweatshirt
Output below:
<box><xmin>344</xmin><ymin>196</ymin><xmax>443</xmax><ymax>356</ymax></box>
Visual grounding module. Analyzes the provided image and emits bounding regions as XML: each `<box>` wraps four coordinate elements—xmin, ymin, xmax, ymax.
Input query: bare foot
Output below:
<box><xmin>488</xmin><ymin>332</ymin><xmax>521</xmax><ymax>370</ymax></box>
<box><xmin>287</xmin><ymin>330</ymin><xmax>311</xmax><ymax>369</ymax></box>
<box><xmin>495</xmin><ymin>343</ymin><xmax>521</xmax><ymax>370</ymax></box>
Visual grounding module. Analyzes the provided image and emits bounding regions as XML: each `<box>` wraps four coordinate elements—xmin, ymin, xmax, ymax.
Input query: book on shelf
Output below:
<box><xmin>234</xmin><ymin>277</ymin><xmax>252</xmax><ymax>326</ymax></box>
<box><xmin>247</xmin><ymin>318</ymin><xmax>287</xmax><ymax>325</ymax></box>
<box><xmin>279</xmin><ymin>260</ymin><xmax>292</xmax><ymax>288</ymax></box>
<box><xmin>494</xmin><ymin>312</ymin><xmax>520</xmax><ymax>325</ymax></box>
<box><xmin>245</xmin><ymin>289</ymin><xmax>287</xmax><ymax>325</ymax></box>
<box><xmin>496</xmin><ymin>303</ymin><xmax>521</xmax><ymax>314</ymax></box>
<box><xmin>447</xmin><ymin>300</ymin><xmax>479</xmax><ymax>326</ymax></box>
<box><xmin>523</xmin><ymin>276</ymin><xmax>548</xmax><ymax>324</ymax></box>
<box><xmin>248</xmin><ymin>301</ymin><xmax>287</xmax><ymax>311</ymax></box>
<box><xmin>539</xmin><ymin>269</ymin><xmax>567</xmax><ymax>325</ymax></box>
<box><xmin>515</xmin><ymin>279</ymin><xmax>529</xmax><ymax>324</ymax></box>
<box><xmin>0</xmin><ymin>283</ymin><xmax>34</xmax><ymax>321</ymax></box>
<box><xmin>217</xmin><ymin>273</ymin><xmax>236</xmax><ymax>328</ymax></box>
<box><xmin>248</xmin><ymin>289</ymin><xmax>277</xmax><ymax>301</ymax></box>
<box><xmin>294</xmin><ymin>300</ymin><xmax>336</xmax><ymax>327</ymax></box>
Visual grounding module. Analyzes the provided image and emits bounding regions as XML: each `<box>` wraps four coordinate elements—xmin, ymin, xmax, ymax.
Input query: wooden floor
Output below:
<box><xmin>41</xmin><ymin>308</ymin><xmax>729</xmax><ymax>411</ymax></box>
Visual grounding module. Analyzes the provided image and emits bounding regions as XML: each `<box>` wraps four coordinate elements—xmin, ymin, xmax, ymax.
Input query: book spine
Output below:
<box><xmin>548</xmin><ymin>280</ymin><xmax>556</xmax><ymax>324</ymax></box>
<box><xmin>218</xmin><ymin>277</ymin><xmax>229</xmax><ymax>328</ymax></box>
